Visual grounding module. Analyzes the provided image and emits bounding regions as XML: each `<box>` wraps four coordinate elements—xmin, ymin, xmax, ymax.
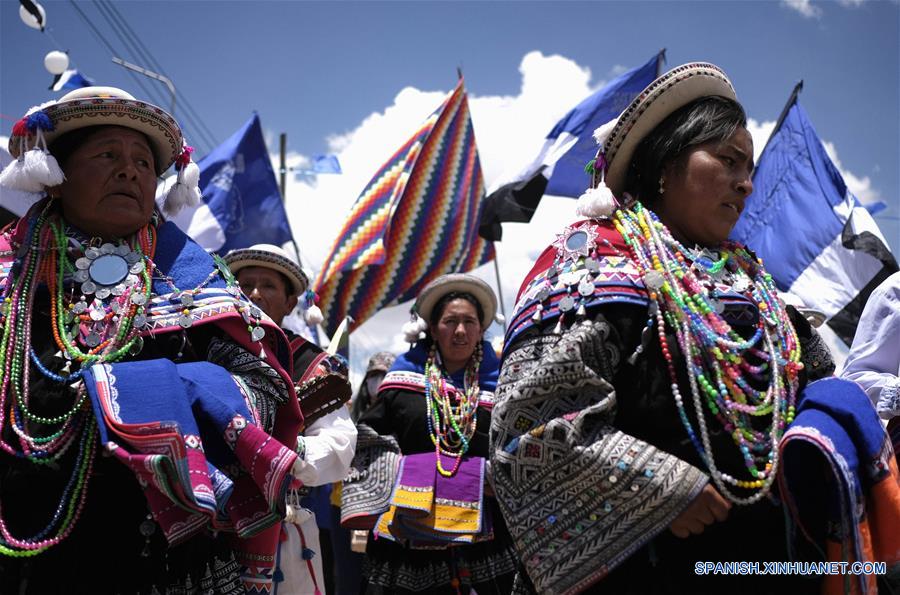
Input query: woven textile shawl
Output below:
<box><xmin>779</xmin><ymin>377</ymin><xmax>900</xmax><ymax>595</ymax></box>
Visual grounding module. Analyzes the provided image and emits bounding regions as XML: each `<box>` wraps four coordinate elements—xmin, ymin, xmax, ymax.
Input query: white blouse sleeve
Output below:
<box><xmin>291</xmin><ymin>407</ymin><xmax>358</xmax><ymax>486</ymax></box>
<box><xmin>841</xmin><ymin>272</ymin><xmax>900</xmax><ymax>419</ymax></box>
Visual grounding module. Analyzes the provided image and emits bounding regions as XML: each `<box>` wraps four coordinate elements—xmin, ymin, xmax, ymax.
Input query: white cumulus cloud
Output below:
<box><xmin>782</xmin><ymin>0</ymin><xmax>823</xmax><ymax>18</ymax></box>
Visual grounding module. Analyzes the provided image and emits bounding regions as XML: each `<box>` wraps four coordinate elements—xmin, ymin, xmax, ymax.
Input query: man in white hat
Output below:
<box><xmin>225</xmin><ymin>243</ymin><xmax>356</xmax><ymax>594</ymax></box>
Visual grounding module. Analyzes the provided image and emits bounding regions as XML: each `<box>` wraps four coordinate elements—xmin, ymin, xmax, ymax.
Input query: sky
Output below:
<box><xmin>2</xmin><ymin>0</ymin><xmax>898</xmax><ymax>382</ymax></box>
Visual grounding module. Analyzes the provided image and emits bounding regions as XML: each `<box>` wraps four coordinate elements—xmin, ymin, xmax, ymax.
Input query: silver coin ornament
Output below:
<box><xmin>84</xmin><ymin>332</ymin><xmax>101</xmax><ymax>348</ymax></box>
<box><xmin>75</xmin><ymin>257</ymin><xmax>91</xmax><ymax>270</ymax></box>
<box><xmin>125</xmin><ymin>252</ymin><xmax>141</xmax><ymax>265</ymax></box>
<box><xmin>133</xmin><ymin>313</ymin><xmax>147</xmax><ymax>329</ymax></box>
<box><xmin>250</xmin><ymin>306</ymin><xmax>262</xmax><ymax>319</ymax></box>
<box><xmin>73</xmin><ymin>301</ymin><xmax>87</xmax><ymax>314</ymax></box>
<box><xmin>559</xmin><ymin>295</ymin><xmax>576</xmax><ymax>312</ymax></box>
<box><xmin>178</xmin><ymin>315</ymin><xmax>193</xmax><ymax>329</ymax></box>
<box><xmin>73</xmin><ymin>270</ymin><xmax>89</xmax><ymax>282</ymax></box>
<box><xmin>180</xmin><ymin>293</ymin><xmax>194</xmax><ymax>307</ymax></box>
<box><xmin>251</xmin><ymin>326</ymin><xmax>266</xmax><ymax>342</ymax></box>
<box><xmin>100</xmin><ymin>243</ymin><xmax>115</xmax><ymax>255</ymax></box>
<box><xmin>732</xmin><ymin>277</ymin><xmax>750</xmax><ymax>293</ymax></box>
<box><xmin>84</xmin><ymin>247</ymin><xmax>101</xmax><ymax>260</ymax></box>
<box><xmin>578</xmin><ymin>279</ymin><xmax>595</xmax><ymax>297</ymax></box>
<box><xmin>116</xmin><ymin>244</ymin><xmax>131</xmax><ymax>256</ymax></box>
<box><xmin>129</xmin><ymin>260</ymin><xmax>145</xmax><ymax>274</ymax></box>
<box><xmin>89</xmin><ymin>308</ymin><xmax>105</xmax><ymax>322</ymax></box>
<box><xmin>535</xmin><ymin>286</ymin><xmax>551</xmax><ymax>302</ymax></box>
<box><xmin>584</xmin><ymin>257</ymin><xmax>601</xmax><ymax>273</ymax></box>
<box><xmin>131</xmin><ymin>293</ymin><xmax>147</xmax><ymax>306</ymax></box>
<box><xmin>95</xmin><ymin>287</ymin><xmax>111</xmax><ymax>300</ymax></box>
<box><xmin>81</xmin><ymin>281</ymin><xmax>97</xmax><ymax>295</ymax></box>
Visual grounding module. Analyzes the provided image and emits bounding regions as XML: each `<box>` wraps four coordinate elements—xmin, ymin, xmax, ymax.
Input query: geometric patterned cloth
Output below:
<box><xmin>313</xmin><ymin>80</ymin><xmax>494</xmax><ymax>336</ymax></box>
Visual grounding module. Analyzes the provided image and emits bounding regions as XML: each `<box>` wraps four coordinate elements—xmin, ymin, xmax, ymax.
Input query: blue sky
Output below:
<box><xmin>2</xmin><ymin>0</ymin><xmax>897</xmax><ymax>376</ymax></box>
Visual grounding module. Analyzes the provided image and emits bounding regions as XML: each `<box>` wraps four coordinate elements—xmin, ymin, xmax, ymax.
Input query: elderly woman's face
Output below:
<box><xmin>56</xmin><ymin>126</ymin><xmax>157</xmax><ymax>239</ymax></box>
<box><xmin>655</xmin><ymin>127</ymin><xmax>754</xmax><ymax>247</ymax></box>
<box><xmin>430</xmin><ymin>298</ymin><xmax>483</xmax><ymax>372</ymax></box>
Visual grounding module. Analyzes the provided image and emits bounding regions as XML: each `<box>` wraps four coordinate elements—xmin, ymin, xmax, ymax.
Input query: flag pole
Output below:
<box><xmin>277</xmin><ymin>131</ymin><xmax>307</xmax><ymax>275</ymax></box>
<box><xmin>492</xmin><ymin>243</ymin><xmax>508</xmax><ymax>332</ymax></box>
<box><xmin>753</xmin><ymin>80</ymin><xmax>803</xmax><ymax>176</ymax></box>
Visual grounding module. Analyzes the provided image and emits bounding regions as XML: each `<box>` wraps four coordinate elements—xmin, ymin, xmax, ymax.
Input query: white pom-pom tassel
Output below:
<box><xmin>163</xmin><ymin>160</ymin><xmax>201</xmax><ymax>217</ymax></box>
<box><xmin>402</xmin><ymin>315</ymin><xmax>427</xmax><ymax>343</ymax></box>
<box><xmin>304</xmin><ymin>303</ymin><xmax>324</xmax><ymax>326</ymax></box>
<box><xmin>592</xmin><ymin>118</ymin><xmax>618</xmax><ymax>148</ymax></box>
<box><xmin>575</xmin><ymin>182</ymin><xmax>618</xmax><ymax>219</ymax></box>
<box><xmin>22</xmin><ymin>148</ymin><xmax>65</xmax><ymax>188</ymax></box>
<box><xmin>1</xmin><ymin>159</ymin><xmax>37</xmax><ymax>193</ymax></box>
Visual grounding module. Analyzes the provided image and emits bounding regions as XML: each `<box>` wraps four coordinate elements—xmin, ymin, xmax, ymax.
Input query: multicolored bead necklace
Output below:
<box><xmin>611</xmin><ymin>201</ymin><xmax>802</xmax><ymax>505</ymax></box>
<box><xmin>423</xmin><ymin>343</ymin><xmax>483</xmax><ymax>477</ymax></box>
<box><xmin>0</xmin><ymin>202</ymin><xmax>192</xmax><ymax>555</ymax></box>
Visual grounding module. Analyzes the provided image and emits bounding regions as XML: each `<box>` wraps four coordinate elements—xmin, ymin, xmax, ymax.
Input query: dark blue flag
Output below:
<box><xmin>731</xmin><ymin>99</ymin><xmax>897</xmax><ymax>344</ymax></box>
<box><xmin>196</xmin><ymin>114</ymin><xmax>293</xmax><ymax>253</ymax></box>
<box><xmin>480</xmin><ymin>52</ymin><xmax>661</xmax><ymax>241</ymax></box>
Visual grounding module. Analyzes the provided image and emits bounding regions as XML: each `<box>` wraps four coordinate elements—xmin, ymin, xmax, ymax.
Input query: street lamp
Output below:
<box><xmin>111</xmin><ymin>56</ymin><xmax>176</xmax><ymax>116</ymax></box>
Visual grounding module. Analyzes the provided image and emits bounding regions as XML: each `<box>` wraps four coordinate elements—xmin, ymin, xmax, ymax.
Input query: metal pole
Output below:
<box><xmin>111</xmin><ymin>57</ymin><xmax>176</xmax><ymax>116</ymax></box>
<box><xmin>491</xmin><ymin>243</ymin><xmax>508</xmax><ymax>332</ymax></box>
<box><xmin>279</xmin><ymin>133</ymin><xmax>287</xmax><ymax>201</ymax></box>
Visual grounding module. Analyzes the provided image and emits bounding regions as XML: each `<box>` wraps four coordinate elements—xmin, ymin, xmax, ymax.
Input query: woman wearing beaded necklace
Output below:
<box><xmin>0</xmin><ymin>87</ymin><xmax>305</xmax><ymax>593</ymax></box>
<box><xmin>341</xmin><ymin>273</ymin><xmax>517</xmax><ymax>594</ymax></box>
<box><xmin>488</xmin><ymin>63</ymin><xmax>900</xmax><ymax>594</ymax></box>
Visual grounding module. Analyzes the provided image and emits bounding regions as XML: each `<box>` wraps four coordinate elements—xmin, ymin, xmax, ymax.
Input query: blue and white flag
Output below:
<box><xmin>50</xmin><ymin>69</ymin><xmax>94</xmax><ymax>92</ymax></box>
<box><xmin>311</xmin><ymin>154</ymin><xmax>342</xmax><ymax>174</ymax></box>
<box><xmin>164</xmin><ymin>114</ymin><xmax>293</xmax><ymax>253</ymax></box>
<box><xmin>480</xmin><ymin>52</ymin><xmax>662</xmax><ymax>241</ymax></box>
<box><xmin>731</xmin><ymin>99</ymin><xmax>897</xmax><ymax>345</ymax></box>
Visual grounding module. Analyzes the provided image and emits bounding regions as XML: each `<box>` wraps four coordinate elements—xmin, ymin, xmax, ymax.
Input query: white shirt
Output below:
<box><xmin>291</xmin><ymin>406</ymin><xmax>357</xmax><ymax>485</ymax></box>
<box><xmin>842</xmin><ymin>271</ymin><xmax>900</xmax><ymax>419</ymax></box>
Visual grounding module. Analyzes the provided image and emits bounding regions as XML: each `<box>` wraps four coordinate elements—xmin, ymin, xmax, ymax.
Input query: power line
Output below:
<box><xmin>92</xmin><ymin>0</ymin><xmax>217</xmax><ymax>153</ymax></box>
<box><xmin>90</xmin><ymin>0</ymin><xmax>169</xmax><ymax>109</ymax></box>
<box><xmin>100</xmin><ymin>0</ymin><xmax>220</xmax><ymax>152</ymax></box>
<box><xmin>68</xmin><ymin>0</ymin><xmax>162</xmax><ymax>110</ymax></box>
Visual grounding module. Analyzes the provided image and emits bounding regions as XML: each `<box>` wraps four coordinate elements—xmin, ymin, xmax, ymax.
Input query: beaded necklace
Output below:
<box><xmin>0</xmin><ymin>203</ymin><xmax>161</xmax><ymax>555</ymax></box>
<box><xmin>423</xmin><ymin>342</ymin><xmax>483</xmax><ymax>477</ymax></box>
<box><xmin>611</xmin><ymin>202</ymin><xmax>802</xmax><ymax>505</ymax></box>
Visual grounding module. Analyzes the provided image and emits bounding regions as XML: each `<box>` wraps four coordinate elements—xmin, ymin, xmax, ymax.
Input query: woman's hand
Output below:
<box><xmin>668</xmin><ymin>484</ymin><xmax>731</xmax><ymax>538</ymax></box>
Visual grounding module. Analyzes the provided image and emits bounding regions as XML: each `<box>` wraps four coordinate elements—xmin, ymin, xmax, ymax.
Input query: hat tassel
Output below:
<box><xmin>164</xmin><ymin>146</ymin><xmax>201</xmax><ymax>217</ymax></box>
<box><xmin>0</xmin><ymin>114</ymin><xmax>65</xmax><ymax>193</ymax></box>
<box><xmin>401</xmin><ymin>314</ymin><xmax>428</xmax><ymax>344</ymax></box>
<box><xmin>303</xmin><ymin>290</ymin><xmax>324</xmax><ymax>326</ymax></box>
<box><xmin>576</xmin><ymin>152</ymin><xmax>618</xmax><ymax>220</ymax></box>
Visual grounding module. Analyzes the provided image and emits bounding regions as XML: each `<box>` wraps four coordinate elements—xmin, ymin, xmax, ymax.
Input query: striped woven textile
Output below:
<box><xmin>313</xmin><ymin>80</ymin><xmax>494</xmax><ymax>335</ymax></box>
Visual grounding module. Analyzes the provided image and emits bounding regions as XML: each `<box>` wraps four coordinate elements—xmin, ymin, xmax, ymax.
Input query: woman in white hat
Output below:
<box><xmin>487</xmin><ymin>64</ymin><xmax>878</xmax><ymax>594</ymax></box>
<box><xmin>342</xmin><ymin>273</ymin><xmax>517</xmax><ymax>594</ymax></box>
<box><xmin>0</xmin><ymin>88</ymin><xmax>303</xmax><ymax>593</ymax></box>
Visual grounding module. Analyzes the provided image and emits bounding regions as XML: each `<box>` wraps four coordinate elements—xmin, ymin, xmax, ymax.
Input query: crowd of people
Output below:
<box><xmin>0</xmin><ymin>63</ymin><xmax>897</xmax><ymax>594</ymax></box>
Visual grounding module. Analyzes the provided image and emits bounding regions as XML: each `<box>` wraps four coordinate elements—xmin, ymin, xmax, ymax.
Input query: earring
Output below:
<box><xmin>658</xmin><ymin>176</ymin><xmax>665</xmax><ymax>195</ymax></box>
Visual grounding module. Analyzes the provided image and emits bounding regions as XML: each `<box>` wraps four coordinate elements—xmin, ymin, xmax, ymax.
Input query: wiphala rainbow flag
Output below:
<box><xmin>313</xmin><ymin>80</ymin><xmax>494</xmax><ymax>336</ymax></box>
